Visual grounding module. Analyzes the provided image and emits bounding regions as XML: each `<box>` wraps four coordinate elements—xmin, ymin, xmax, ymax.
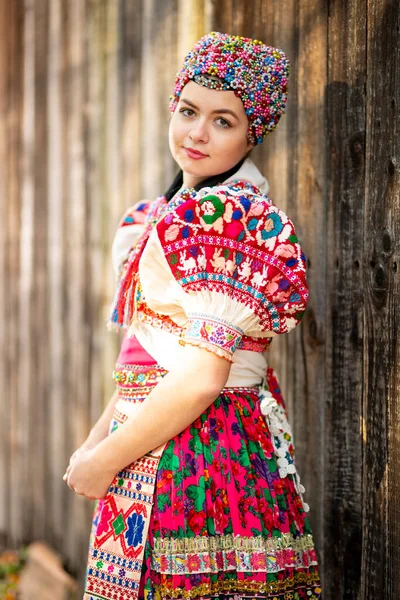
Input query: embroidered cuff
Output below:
<box><xmin>179</xmin><ymin>313</ymin><xmax>243</xmax><ymax>362</ymax></box>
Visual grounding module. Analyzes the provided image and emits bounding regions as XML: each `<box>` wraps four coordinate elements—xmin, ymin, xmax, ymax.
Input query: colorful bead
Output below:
<box><xmin>169</xmin><ymin>32</ymin><xmax>290</xmax><ymax>145</ymax></box>
<box><xmin>112</xmin><ymin>367</ymin><xmax>168</xmax><ymax>388</ymax></box>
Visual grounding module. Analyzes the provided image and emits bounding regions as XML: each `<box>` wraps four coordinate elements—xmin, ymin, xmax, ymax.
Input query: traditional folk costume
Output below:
<box><xmin>84</xmin><ymin>33</ymin><xmax>322</xmax><ymax>600</ymax></box>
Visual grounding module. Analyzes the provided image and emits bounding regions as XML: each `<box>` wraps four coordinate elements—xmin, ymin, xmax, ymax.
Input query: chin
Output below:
<box><xmin>179</xmin><ymin>157</ymin><xmax>208</xmax><ymax>175</ymax></box>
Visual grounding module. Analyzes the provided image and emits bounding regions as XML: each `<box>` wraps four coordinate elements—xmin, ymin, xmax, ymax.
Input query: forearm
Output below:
<box><xmin>93</xmin><ymin>347</ymin><xmax>230</xmax><ymax>473</ymax></box>
<box><xmin>86</xmin><ymin>388</ymin><xmax>119</xmax><ymax>445</ymax></box>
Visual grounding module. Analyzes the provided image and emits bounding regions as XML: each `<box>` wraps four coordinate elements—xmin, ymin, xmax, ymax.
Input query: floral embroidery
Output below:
<box><xmin>156</xmin><ymin>185</ymin><xmax>309</xmax><ymax>342</ymax></box>
<box><xmin>109</xmin><ymin>195</ymin><xmax>170</xmax><ymax>330</ymax></box>
<box><xmin>96</xmin><ymin>503</ymin><xmax>113</xmax><ymax>536</ymax></box>
<box><xmin>118</xmin><ymin>201</ymin><xmax>151</xmax><ymax>228</ymax></box>
<box><xmin>239</xmin><ymin>335</ymin><xmax>272</xmax><ymax>352</ymax></box>
<box><xmin>109</xmin><ymin>180</ymin><xmax>309</xmax><ymax>356</ymax></box>
<box><xmin>180</xmin><ymin>313</ymin><xmax>244</xmax><ymax>361</ymax></box>
<box><xmin>197</xmin><ymin>192</ymin><xmax>233</xmax><ymax>233</ymax></box>
<box><xmin>125</xmin><ymin>513</ymin><xmax>145</xmax><ymax>547</ymax></box>
<box><xmin>113</xmin><ymin>367</ymin><xmax>168</xmax><ymax>386</ymax></box>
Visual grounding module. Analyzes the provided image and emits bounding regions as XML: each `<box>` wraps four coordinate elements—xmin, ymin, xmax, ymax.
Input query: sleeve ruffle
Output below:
<box><xmin>111</xmin><ymin>201</ymin><xmax>151</xmax><ymax>277</ymax></box>
<box><xmin>138</xmin><ymin>184</ymin><xmax>309</xmax><ymax>362</ymax></box>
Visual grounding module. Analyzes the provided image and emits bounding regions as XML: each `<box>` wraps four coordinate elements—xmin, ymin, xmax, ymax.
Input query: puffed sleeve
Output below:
<box><xmin>138</xmin><ymin>185</ymin><xmax>309</xmax><ymax>362</ymax></box>
<box><xmin>111</xmin><ymin>201</ymin><xmax>151</xmax><ymax>277</ymax></box>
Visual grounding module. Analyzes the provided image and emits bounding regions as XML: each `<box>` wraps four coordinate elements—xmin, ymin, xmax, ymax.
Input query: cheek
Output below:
<box><xmin>171</xmin><ymin>118</ymin><xmax>188</xmax><ymax>148</ymax></box>
<box><xmin>168</xmin><ymin>121</ymin><xmax>178</xmax><ymax>159</ymax></box>
<box><xmin>228</xmin><ymin>134</ymin><xmax>250</xmax><ymax>161</ymax></box>
<box><xmin>169</xmin><ymin>115</ymin><xmax>182</xmax><ymax>150</ymax></box>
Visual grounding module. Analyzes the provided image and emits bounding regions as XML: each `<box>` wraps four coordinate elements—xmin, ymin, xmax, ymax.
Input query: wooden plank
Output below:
<box><xmin>83</xmin><ymin>2</ymin><xmax>112</xmax><ymax>581</ymax></box>
<box><xmin>140</xmin><ymin>0</ymin><xmax>162</xmax><ymax>200</ymax></box>
<box><xmin>206</xmin><ymin>0</ymin><xmax>233</xmax><ymax>33</ymax></box>
<box><xmin>245</xmin><ymin>1</ymin><xmax>328</xmax><ymax>578</ymax></box>
<box><xmin>47</xmin><ymin>0</ymin><xmax>69</xmax><ymax>551</ymax></box>
<box><xmin>255</xmin><ymin>0</ymin><xmax>298</xmax><ymax>421</ymax></box>
<box><xmin>19</xmin><ymin>0</ymin><xmax>35</xmax><ymax>547</ymax></box>
<box><xmin>86</xmin><ymin>0</ymin><xmax>112</xmax><ymax>449</ymax></box>
<box><xmin>31</xmin><ymin>0</ymin><xmax>50</xmax><ymax>542</ymax></box>
<box><xmin>0</xmin><ymin>0</ymin><xmax>13</xmax><ymax>549</ymax></box>
<box><xmin>119</xmin><ymin>0</ymin><xmax>144</xmax><ymax>209</ymax></box>
<box><xmin>362</xmin><ymin>1</ymin><xmax>400</xmax><ymax>598</ymax></box>
<box><xmin>324</xmin><ymin>2</ymin><xmax>367</xmax><ymax>597</ymax></box>
<box><xmin>177</xmin><ymin>0</ymin><xmax>205</xmax><ymax>64</ymax></box>
<box><xmin>64</xmin><ymin>0</ymin><xmax>91</xmax><ymax>568</ymax></box>
<box><xmin>101</xmin><ymin>0</ymin><xmax>121</xmax><ymax>408</ymax></box>
<box><xmin>288</xmin><ymin>0</ymin><xmax>327</xmax><ymax>573</ymax></box>
<box><xmin>232</xmin><ymin>0</ymin><xmax>259</xmax><ymax>36</ymax></box>
<box><xmin>159</xmin><ymin>0</ymin><xmax>179</xmax><ymax>193</ymax></box>
<box><xmin>58</xmin><ymin>0</ymin><xmax>74</xmax><ymax>569</ymax></box>
<box><xmin>256</xmin><ymin>0</ymin><xmax>298</xmax><ymax>214</ymax></box>
<box><xmin>4</xmin><ymin>0</ymin><xmax>25</xmax><ymax>547</ymax></box>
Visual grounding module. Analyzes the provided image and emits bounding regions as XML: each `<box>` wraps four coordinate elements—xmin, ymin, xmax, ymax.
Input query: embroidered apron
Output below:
<box><xmin>83</xmin><ymin>363</ymin><xmax>168</xmax><ymax>600</ymax></box>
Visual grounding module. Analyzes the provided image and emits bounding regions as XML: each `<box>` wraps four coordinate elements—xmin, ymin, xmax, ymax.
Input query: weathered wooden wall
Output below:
<box><xmin>0</xmin><ymin>0</ymin><xmax>399</xmax><ymax>597</ymax></box>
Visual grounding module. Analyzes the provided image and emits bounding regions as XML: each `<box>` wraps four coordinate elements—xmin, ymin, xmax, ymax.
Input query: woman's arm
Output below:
<box><xmin>66</xmin><ymin>345</ymin><xmax>231</xmax><ymax>498</ymax></box>
<box><xmin>63</xmin><ymin>388</ymin><xmax>119</xmax><ymax>479</ymax></box>
<box><xmin>84</xmin><ymin>388</ymin><xmax>120</xmax><ymax>446</ymax></box>
<box><xmin>98</xmin><ymin>345</ymin><xmax>230</xmax><ymax>470</ymax></box>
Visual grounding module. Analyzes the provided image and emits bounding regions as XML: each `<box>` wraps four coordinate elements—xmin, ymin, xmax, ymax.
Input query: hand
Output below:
<box><xmin>63</xmin><ymin>447</ymin><xmax>116</xmax><ymax>500</ymax></box>
<box><xmin>63</xmin><ymin>427</ymin><xmax>109</xmax><ymax>483</ymax></box>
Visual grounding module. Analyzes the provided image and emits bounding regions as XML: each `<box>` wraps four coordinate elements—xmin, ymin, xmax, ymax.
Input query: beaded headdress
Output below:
<box><xmin>169</xmin><ymin>31</ymin><xmax>290</xmax><ymax>145</ymax></box>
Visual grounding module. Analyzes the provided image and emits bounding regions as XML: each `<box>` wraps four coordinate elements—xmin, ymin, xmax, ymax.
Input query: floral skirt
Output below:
<box><xmin>84</xmin><ymin>365</ymin><xmax>322</xmax><ymax>600</ymax></box>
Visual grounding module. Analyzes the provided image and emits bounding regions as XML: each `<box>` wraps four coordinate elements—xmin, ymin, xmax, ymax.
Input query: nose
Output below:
<box><xmin>189</xmin><ymin>118</ymin><xmax>209</xmax><ymax>143</ymax></box>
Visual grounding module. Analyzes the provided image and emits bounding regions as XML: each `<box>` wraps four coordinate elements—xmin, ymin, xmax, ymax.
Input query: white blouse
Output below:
<box><xmin>112</xmin><ymin>159</ymin><xmax>272</xmax><ymax>387</ymax></box>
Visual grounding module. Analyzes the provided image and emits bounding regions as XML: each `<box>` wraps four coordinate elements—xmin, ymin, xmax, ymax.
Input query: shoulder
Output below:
<box><xmin>140</xmin><ymin>181</ymin><xmax>308</xmax><ymax>340</ymax></box>
<box><xmin>117</xmin><ymin>197</ymin><xmax>164</xmax><ymax>228</ymax></box>
<box><xmin>112</xmin><ymin>196</ymin><xmax>166</xmax><ymax>276</ymax></box>
<box><xmin>157</xmin><ymin>180</ymin><xmax>301</xmax><ymax>256</ymax></box>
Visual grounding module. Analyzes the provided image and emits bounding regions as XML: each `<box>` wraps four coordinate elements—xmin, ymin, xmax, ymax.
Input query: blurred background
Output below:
<box><xmin>0</xmin><ymin>0</ymin><xmax>399</xmax><ymax>598</ymax></box>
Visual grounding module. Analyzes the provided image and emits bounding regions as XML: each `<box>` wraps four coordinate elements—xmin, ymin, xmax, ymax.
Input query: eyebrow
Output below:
<box><xmin>180</xmin><ymin>97</ymin><xmax>240</xmax><ymax>120</ymax></box>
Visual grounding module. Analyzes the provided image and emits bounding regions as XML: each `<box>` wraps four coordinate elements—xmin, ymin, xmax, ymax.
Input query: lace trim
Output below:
<box><xmin>178</xmin><ymin>338</ymin><xmax>233</xmax><ymax>363</ymax></box>
<box><xmin>131</xmin><ymin>280</ymin><xmax>182</xmax><ymax>336</ymax></box>
<box><xmin>259</xmin><ymin>379</ymin><xmax>310</xmax><ymax>512</ymax></box>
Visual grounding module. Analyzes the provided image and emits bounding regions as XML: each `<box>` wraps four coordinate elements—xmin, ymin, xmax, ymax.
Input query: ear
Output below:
<box><xmin>244</xmin><ymin>131</ymin><xmax>254</xmax><ymax>153</ymax></box>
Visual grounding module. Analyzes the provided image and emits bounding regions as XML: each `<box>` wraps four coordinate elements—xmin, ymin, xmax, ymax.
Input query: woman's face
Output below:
<box><xmin>169</xmin><ymin>80</ymin><xmax>253</xmax><ymax>188</ymax></box>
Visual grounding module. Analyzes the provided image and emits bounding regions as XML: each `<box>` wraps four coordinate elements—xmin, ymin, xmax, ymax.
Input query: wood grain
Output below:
<box><xmin>324</xmin><ymin>1</ymin><xmax>367</xmax><ymax>597</ymax></box>
<box><xmin>0</xmin><ymin>2</ymin><xmax>398</xmax><ymax>597</ymax></box>
<box><xmin>362</xmin><ymin>1</ymin><xmax>400</xmax><ymax>598</ymax></box>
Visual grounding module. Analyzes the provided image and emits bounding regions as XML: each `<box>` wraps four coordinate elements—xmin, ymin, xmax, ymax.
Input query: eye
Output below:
<box><xmin>179</xmin><ymin>108</ymin><xmax>195</xmax><ymax>117</ymax></box>
<box><xmin>215</xmin><ymin>117</ymin><xmax>231</xmax><ymax>128</ymax></box>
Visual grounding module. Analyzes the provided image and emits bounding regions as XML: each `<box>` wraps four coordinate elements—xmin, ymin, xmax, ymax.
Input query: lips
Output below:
<box><xmin>184</xmin><ymin>147</ymin><xmax>208</xmax><ymax>159</ymax></box>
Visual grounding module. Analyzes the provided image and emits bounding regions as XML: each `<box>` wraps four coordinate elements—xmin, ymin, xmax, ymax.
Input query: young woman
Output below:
<box><xmin>64</xmin><ymin>32</ymin><xmax>322</xmax><ymax>600</ymax></box>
